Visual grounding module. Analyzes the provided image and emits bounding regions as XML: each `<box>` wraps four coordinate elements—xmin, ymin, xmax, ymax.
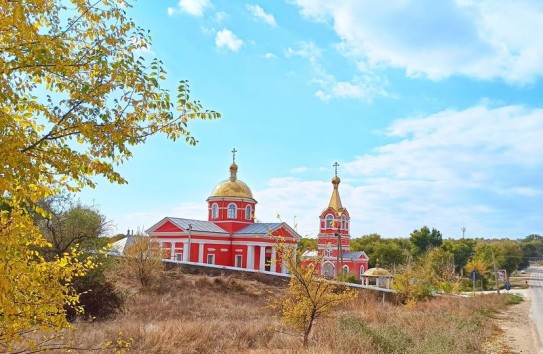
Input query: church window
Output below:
<box><xmin>235</xmin><ymin>254</ymin><xmax>243</xmax><ymax>268</ymax></box>
<box><xmin>207</xmin><ymin>254</ymin><xmax>215</xmax><ymax>264</ymax></box>
<box><xmin>342</xmin><ymin>265</ymin><xmax>349</xmax><ymax>274</ymax></box>
<box><xmin>211</xmin><ymin>203</ymin><xmax>219</xmax><ymax>219</ymax></box>
<box><xmin>245</xmin><ymin>205</ymin><xmax>252</xmax><ymax>220</ymax></box>
<box><xmin>175</xmin><ymin>253</ymin><xmax>182</xmax><ymax>261</ymax></box>
<box><xmin>325</xmin><ymin>244</ymin><xmax>332</xmax><ymax>257</ymax></box>
<box><xmin>360</xmin><ymin>265</ymin><xmax>365</xmax><ymax>277</ymax></box>
<box><xmin>325</xmin><ymin>214</ymin><xmax>334</xmax><ymax>229</ymax></box>
<box><xmin>341</xmin><ymin>215</ymin><xmax>347</xmax><ymax>230</ymax></box>
<box><xmin>227</xmin><ymin>203</ymin><xmax>237</xmax><ymax>219</ymax></box>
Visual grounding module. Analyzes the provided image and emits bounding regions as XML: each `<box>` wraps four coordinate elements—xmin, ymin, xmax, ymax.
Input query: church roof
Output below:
<box><xmin>166</xmin><ymin>217</ymin><xmax>229</xmax><ymax>233</ymax></box>
<box><xmin>147</xmin><ymin>217</ymin><xmax>229</xmax><ymax>234</ymax></box>
<box><xmin>110</xmin><ymin>233</ymin><xmax>144</xmax><ymax>255</ymax></box>
<box><xmin>342</xmin><ymin>251</ymin><xmax>367</xmax><ymax>259</ymax></box>
<box><xmin>328</xmin><ymin>172</ymin><xmax>344</xmax><ymax>213</ymax></box>
<box><xmin>363</xmin><ymin>267</ymin><xmax>392</xmax><ymax>277</ymax></box>
<box><xmin>235</xmin><ymin>222</ymin><xmax>301</xmax><ymax>240</ymax></box>
<box><xmin>208</xmin><ymin>161</ymin><xmax>255</xmax><ymax>200</ymax></box>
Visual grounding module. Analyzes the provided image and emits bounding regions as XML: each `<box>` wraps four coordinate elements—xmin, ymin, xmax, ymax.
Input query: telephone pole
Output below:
<box><xmin>461</xmin><ymin>226</ymin><xmax>466</xmax><ymax>239</ymax></box>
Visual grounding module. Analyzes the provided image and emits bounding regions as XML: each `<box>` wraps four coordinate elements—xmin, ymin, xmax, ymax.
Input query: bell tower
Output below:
<box><xmin>317</xmin><ymin>162</ymin><xmax>351</xmax><ymax>259</ymax></box>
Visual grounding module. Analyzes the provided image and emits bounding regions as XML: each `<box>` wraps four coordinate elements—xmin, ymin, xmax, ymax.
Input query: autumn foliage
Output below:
<box><xmin>0</xmin><ymin>0</ymin><xmax>218</xmax><ymax>349</ymax></box>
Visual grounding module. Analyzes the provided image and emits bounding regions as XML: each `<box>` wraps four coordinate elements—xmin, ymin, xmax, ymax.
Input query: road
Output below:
<box><xmin>529</xmin><ymin>266</ymin><xmax>543</xmax><ymax>352</ymax></box>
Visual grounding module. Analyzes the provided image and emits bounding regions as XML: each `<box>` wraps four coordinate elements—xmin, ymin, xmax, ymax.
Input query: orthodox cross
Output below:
<box><xmin>231</xmin><ymin>148</ymin><xmax>237</xmax><ymax>163</ymax></box>
<box><xmin>333</xmin><ymin>161</ymin><xmax>339</xmax><ymax>176</ymax></box>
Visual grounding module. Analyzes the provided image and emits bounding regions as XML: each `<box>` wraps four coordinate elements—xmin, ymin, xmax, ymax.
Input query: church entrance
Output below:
<box><xmin>265</xmin><ymin>256</ymin><xmax>271</xmax><ymax>271</ymax></box>
<box><xmin>322</xmin><ymin>261</ymin><xmax>334</xmax><ymax>278</ymax></box>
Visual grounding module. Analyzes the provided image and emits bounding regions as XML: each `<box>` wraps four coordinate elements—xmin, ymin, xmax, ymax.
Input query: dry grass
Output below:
<box><xmin>66</xmin><ymin>270</ymin><xmax>515</xmax><ymax>353</ymax></box>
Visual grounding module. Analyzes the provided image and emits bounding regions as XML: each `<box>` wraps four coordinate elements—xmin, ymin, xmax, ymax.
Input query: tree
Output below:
<box><xmin>35</xmin><ymin>195</ymin><xmax>110</xmax><ymax>259</ymax></box>
<box><xmin>392</xmin><ymin>257</ymin><xmax>435</xmax><ymax>304</ymax></box>
<box><xmin>1</xmin><ymin>0</ymin><xmax>218</xmax><ymax>349</ymax></box>
<box><xmin>410</xmin><ymin>226</ymin><xmax>443</xmax><ymax>256</ymax></box>
<box><xmin>297</xmin><ymin>237</ymin><xmax>317</xmax><ymax>254</ymax></box>
<box><xmin>271</xmin><ymin>245</ymin><xmax>356</xmax><ymax>347</ymax></box>
<box><xmin>442</xmin><ymin>238</ymin><xmax>475</xmax><ymax>273</ymax></box>
<box><xmin>119</xmin><ymin>235</ymin><xmax>163</xmax><ymax>288</ymax></box>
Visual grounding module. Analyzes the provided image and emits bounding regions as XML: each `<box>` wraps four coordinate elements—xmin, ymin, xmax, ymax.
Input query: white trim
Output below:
<box><xmin>207</xmin><ymin>254</ymin><xmax>215</xmax><ymax>265</ymax></box>
<box><xmin>270</xmin><ymin>247</ymin><xmax>277</xmax><ymax>273</ymax></box>
<box><xmin>259</xmin><ymin>246</ymin><xmax>266</xmax><ymax>271</ymax></box>
<box><xmin>220</xmin><ymin>248</ymin><xmax>228</xmax><ymax>252</ymax></box>
<box><xmin>235</xmin><ymin>254</ymin><xmax>243</xmax><ymax>268</ymax></box>
<box><xmin>247</xmin><ymin>245</ymin><xmax>255</xmax><ymax>270</ymax></box>
<box><xmin>213</xmin><ymin>220</ymin><xmax>253</xmax><ymax>225</ymax></box>
<box><xmin>227</xmin><ymin>203</ymin><xmax>237</xmax><ymax>219</ymax></box>
<box><xmin>211</xmin><ymin>203</ymin><xmax>219</xmax><ymax>219</ymax></box>
<box><xmin>325</xmin><ymin>214</ymin><xmax>334</xmax><ymax>229</ymax></box>
<box><xmin>198</xmin><ymin>244</ymin><xmax>204</xmax><ymax>263</ymax></box>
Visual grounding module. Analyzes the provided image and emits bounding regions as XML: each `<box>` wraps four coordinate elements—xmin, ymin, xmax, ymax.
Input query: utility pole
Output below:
<box><xmin>461</xmin><ymin>226</ymin><xmax>466</xmax><ymax>239</ymax></box>
<box><xmin>492</xmin><ymin>249</ymin><xmax>500</xmax><ymax>294</ymax></box>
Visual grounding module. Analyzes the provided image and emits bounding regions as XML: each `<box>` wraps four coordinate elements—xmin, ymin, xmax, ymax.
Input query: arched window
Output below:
<box><xmin>341</xmin><ymin>215</ymin><xmax>347</xmax><ymax>230</ymax></box>
<box><xmin>342</xmin><ymin>265</ymin><xmax>349</xmax><ymax>274</ymax></box>
<box><xmin>245</xmin><ymin>205</ymin><xmax>252</xmax><ymax>220</ymax></box>
<box><xmin>325</xmin><ymin>214</ymin><xmax>334</xmax><ymax>229</ymax></box>
<box><xmin>211</xmin><ymin>203</ymin><xmax>219</xmax><ymax>219</ymax></box>
<box><xmin>227</xmin><ymin>203</ymin><xmax>236</xmax><ymax>219</ymax></box>
<box><xmin>360</xmin><ymin>265</ymin><xmax>365</xmax><ymax>277</ymax></box>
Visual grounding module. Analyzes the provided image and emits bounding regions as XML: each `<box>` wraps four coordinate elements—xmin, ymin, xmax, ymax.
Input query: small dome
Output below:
<box><xmin>210</xmin><ymin>179</ymin><xmax>254</xmax><ymax>199</ymax></box>
<box><xmin>331</xmin><ymin>175</ymin><xmax>341</xmax><ymax>185</ymax></box>
<box><xmin>363</xmin><ymin>267</ymin><xmax>392</xmax><ymax>277</ymax></box>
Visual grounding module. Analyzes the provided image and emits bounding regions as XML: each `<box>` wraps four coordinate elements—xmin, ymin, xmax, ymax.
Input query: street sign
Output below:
<box><xmin>497</xmin><ymin>270</ymin><xmax>507</xmax><ymax>281</ymax></box>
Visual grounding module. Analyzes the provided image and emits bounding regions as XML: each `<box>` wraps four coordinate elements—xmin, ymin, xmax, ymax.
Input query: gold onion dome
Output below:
<box><xmin>209</xmin><ymin>162</ymin><xmax>254</xmax><ymax>199</ymax></box>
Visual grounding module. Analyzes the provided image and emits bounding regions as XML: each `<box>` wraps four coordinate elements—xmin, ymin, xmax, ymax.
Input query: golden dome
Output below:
<box><xmin>208</xmin><ymin>160</ymin><xmax>254</xmax><ymax>200</ymax></box>
<box><xmin>210</xmin><ymin>179</ymin><xmax>254</xmax><ymax>199</ymax></box>
<box><xmin>332</xmin><ymin>175</ymin><xmax>341</xmax><ymax>185</ymax></box>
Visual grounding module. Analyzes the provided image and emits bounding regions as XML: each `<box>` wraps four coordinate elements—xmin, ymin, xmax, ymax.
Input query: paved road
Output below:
<box><xmin>529</xmin><ymin>266</ymin><xmax>543</xmax><ymax>351</ymax></box>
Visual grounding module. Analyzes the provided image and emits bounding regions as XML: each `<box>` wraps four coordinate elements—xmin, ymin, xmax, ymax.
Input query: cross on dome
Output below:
<box><xmin>232</xmin><ymin>148</ymin><xmax>237</xmax><ymax>163</ymax></box>
<box><xmin>333</xmin><ymin>162</ymin><xmax>339</xmax><ymax>177</ymax></box>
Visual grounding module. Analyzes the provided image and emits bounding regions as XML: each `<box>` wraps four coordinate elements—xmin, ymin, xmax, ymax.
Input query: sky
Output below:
<box><xmin>80</xmin><ymin>0</ymin><xmax>543</xmax><ymax>239</ymax></box>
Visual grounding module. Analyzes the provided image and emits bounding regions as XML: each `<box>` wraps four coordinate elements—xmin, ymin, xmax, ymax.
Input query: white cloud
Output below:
<box><xmin>292</xmin><ymin>0</ymin><xmax>543</xmax><ymax>84</ymax></box>
<box><xmin>178</xmin><ymin>0</ymin><xmax>210</xmax><ymax>17</ymax></box>
<box><xmin>287</xmin><ymin>41</ymin><xmax>388</xmax><ymax>101</ymax></box>
<box><xmin>214</xmin><ymin>11</ymin><xmax>228</xmax><ymax>23</ymax></box>
<box><xmin>262</xmin><ymin>52</ymin><xmax>277</xmax><ymax>59</ymax></box>
<box><xmin>291</xmin><ymin>166</ymin><xmax>309</xmax><ymax>174</ymax></box>
<box><xmin>253</xmin><ymin>104</ymin><xmax>543</xmax><ymax>238</ymax></box>
<box><xmin>246</xmin><ymin>4</ymin><xmax>277</xmax><ymax>27</ymax></box>
<box><xmin>215</xmin><ymin>29</ymin><xmax>244</xmax><ymax>52</ymax></box>
<box><xmin>167</xmin><ymin>7</ymin><xmax>175</xmax><ymax>16</ymax></box>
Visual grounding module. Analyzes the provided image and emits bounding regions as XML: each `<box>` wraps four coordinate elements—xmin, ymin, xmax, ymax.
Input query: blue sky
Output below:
<box><xmin>80</xmin><ymin>0</ymin><xmax>543</xmax><ymax>239</ymax></box>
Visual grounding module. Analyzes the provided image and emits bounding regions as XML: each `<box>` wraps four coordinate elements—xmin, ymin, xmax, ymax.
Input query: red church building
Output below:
<box><xmin>302</xmin><ymin>163</ymin><xmax>369</xmax><ymax>280</ymax></box>
<box><xmin>146</xmin><ymin>151</ymin><xmax>300</xmax><ymax>273</ymax></box>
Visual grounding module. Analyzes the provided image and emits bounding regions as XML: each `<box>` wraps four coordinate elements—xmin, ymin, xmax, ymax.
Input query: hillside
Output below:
<box><xmin>56</xmin><ymin>269</ymin><xmax>526</xmax><ymax>353</ymax></box>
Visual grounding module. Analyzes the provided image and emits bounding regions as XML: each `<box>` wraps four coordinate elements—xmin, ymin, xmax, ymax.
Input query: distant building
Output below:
<box><xmin>302</xmin><ymin>165</ymin><xmax>369</xmax><ymax>280</ymax></box>
<box><xmin>146</xmin><ymin>151</ymin><xmax>300</xmax><ymax>273</ymax></box>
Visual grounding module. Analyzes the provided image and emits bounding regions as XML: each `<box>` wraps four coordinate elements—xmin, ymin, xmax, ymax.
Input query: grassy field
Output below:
<box><xmin>66</xmin><ymin>270</ymin><xmax>519</xmax><ymax>353</ymax></box>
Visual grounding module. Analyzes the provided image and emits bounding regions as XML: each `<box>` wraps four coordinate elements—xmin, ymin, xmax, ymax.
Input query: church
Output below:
<box><xmin>302</xmin><ymin>163</ymin><xmax>369</xmax><ymax>280</ymax></box>
<box><xmin>146</xmin><ymin>151</ymin><xmax>300</xmax><ymax>274</ymax></box>
<box><xmin>146</xmin><ymin>151</ymin><xmax>369</xmax><ymax>279</ymax></box>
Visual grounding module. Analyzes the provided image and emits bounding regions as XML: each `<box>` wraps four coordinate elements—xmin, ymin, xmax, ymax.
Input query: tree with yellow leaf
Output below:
<box><xmin>0</xmin><ymin>0</ymin><xmax>219</xmax><ymax>349</ymax></box>
<box><xmin>273</xmin><ymin>245</ymin><xmax>356</xmax><ymax>347</ymax></box>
